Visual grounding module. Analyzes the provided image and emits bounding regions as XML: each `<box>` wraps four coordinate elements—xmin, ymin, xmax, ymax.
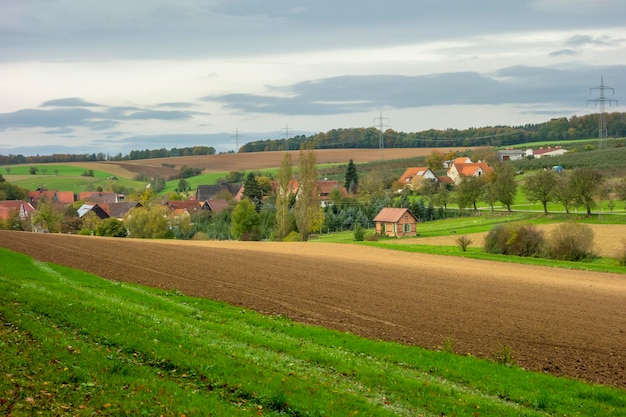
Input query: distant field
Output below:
<box><xmin>44</xmin><ymin>148</ymin><xmax>472</xmax><ymax>180</ymax></box>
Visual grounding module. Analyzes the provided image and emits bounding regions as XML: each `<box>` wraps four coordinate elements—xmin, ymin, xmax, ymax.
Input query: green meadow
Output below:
<box><xmin>1</xmin><ymin>248</ymin><xmax>624</xmax><ymax>416</ymax></box>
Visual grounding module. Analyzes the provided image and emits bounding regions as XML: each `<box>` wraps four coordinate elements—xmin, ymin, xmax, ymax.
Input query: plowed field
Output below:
<box><xmin>1</xmin><ymin>230</ymin><xmax>625</xmax><ymax>388</ymax></box>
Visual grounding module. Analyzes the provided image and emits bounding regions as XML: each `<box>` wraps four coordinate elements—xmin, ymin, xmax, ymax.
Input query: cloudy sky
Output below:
<box><xmin>1</xmin><ymin>0</ymin><xmax>625</xmax><ymax>156</ymax></box>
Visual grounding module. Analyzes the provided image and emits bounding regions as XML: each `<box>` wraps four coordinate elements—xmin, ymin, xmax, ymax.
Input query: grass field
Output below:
<box><xmin>1</xmin><ymin>247</ymin><xmax>624</xmax><ymax>416</ymax></box>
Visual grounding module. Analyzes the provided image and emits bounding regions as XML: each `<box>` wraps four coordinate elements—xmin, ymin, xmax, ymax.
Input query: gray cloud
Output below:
<box><xmin>207</xmin><ymin>65</ymin><xmax>626</xmax><ymax>116</ymax></box>
<box><xmin>549</xmin><ymin>49</ymin><xmax>577</xmax><ymax>57</ymax></box>
<box><xmin>1</xmin><ymin>1</ymin><xmax>623</xmax><ymax>61</ymax></box>
<box><xmin>40</xmin><ymin>97</ymin><xmax>103</xmax><ymax>107</ymax></box>
<box><xmin>0</xmin><ymin>102</ymin><xmax>197</xmax><ymax>130</ymax></box>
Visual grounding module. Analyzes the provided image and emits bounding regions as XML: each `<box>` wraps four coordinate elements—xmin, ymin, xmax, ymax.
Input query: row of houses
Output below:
<box><xmin>397</xmin><ymin>156</ymin><xmax>492</xmax><ymax>193</ymax></box>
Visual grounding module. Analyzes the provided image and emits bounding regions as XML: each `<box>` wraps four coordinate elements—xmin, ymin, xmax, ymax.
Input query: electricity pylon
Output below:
<box><xmin>373</xmin><ymin>111</ymin><xmax>390</xmax><ymax>159</ymax></box>
<box><xmin>588</xmin><ymin>77</ymin><xmax>618</xmax><ymax>148</ymax></box>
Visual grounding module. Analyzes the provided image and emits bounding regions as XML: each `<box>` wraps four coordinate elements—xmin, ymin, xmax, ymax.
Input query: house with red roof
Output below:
<box><xmin>0</xmin><ymin>200</ymin><xmax>36</xmax><ymax>221</ymax></box>
<box><xmin>373</xmin><ymin>207</ymin><xmax>418</xmax><ymax>238</ymax></box>
<box><xmin>396</xmin><ymin>167</ymin><xmax>439</xmax><ymax>191</ymax></box>
<box><xmin>27</xmin><ymin>189</ymin><xmax>75</xmax><ymax>207</ymax></box>
<box><xmin>447</xmin><ymin>158</ymin><xmax>493</xmax><ymax>185</ymax></box>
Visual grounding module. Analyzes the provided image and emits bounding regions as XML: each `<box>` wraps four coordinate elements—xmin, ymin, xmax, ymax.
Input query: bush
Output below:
<box><xmin>364</xmin><ymin>231</ymin><xmax>378</xmax><ymax>241</ymax></box>
<box><xmin>547</xmin><ymin>223</ymin><xmax>595</xmax><ymax>261</ymax></box>
<box><xmin>484</xmin><ymin>224</ymin><xmax>544</xmax><ymax>257</ymax></box>
<box><xmin>353</xmin><ymin>223</ymin><xmax>364</xmax><ymax>241</ymax></box>
<box><xmin>456</xmin><ymin>235</ymin><xmax>472</xmax><ymax>252</ymax></box>
<box><xmin>191</xmin><ymin>232</ymin><xmax>209</xmax><ymax>240</ymax></box>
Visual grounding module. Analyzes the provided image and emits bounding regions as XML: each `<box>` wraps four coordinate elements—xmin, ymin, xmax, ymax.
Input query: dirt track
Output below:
<box><xmin>1</xmin><ymin>231</ymin><xmax>625</xmax><ymax>388</ymax></box>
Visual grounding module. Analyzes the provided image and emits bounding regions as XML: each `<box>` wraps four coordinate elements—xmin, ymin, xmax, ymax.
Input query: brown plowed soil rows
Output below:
<box><xmin>1</xmin><ymin>231</ymin><xmax>625</xmax><ymax>388</ymax></box>
<box><xmin>68</xmin><ymin>148</ymin><xmax>467</xmax><ymax>179</ymax></box>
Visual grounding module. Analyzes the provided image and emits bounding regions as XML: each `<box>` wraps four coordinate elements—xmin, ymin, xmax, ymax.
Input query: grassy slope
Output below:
<box><xmin>1</xmin><ymin>248</ymin><xmax>624</xmax><ymax>416</ymax></box>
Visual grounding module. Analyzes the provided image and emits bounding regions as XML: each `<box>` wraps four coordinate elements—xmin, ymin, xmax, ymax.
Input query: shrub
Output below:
<box><xmin>547</xmin><ymin>223</ymin><xmax>595</xmax><ymax>261</ymax></box>
<box><xmin>455</xmin><ymin>235</ymin><xmax>472</xmax><ymax>252</ymax></box>
<box><xmin>364</xmin><ymin>231</ymin><xmax>378</xmax><ymax>241</ymax></box>
<box><xmin>353</xmin><ymin>223</ymin><xmax>364</xmax><ymax>241</ymax></box>
<box><xmin>484</xmin><ymin>224</ymin><xmax>544</xmax><ymax>257</ymax></box>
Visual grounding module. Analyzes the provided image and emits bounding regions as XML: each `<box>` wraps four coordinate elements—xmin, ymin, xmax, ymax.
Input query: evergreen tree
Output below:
<box><xmin>344</xmin><ymin>159</ymin><xmax>358</xmax><ymax>193</ymax></box>
<box><xmin>243</xmin><ymin>172</ymin><xmax>263</xmax><ymax>211</ymax></box>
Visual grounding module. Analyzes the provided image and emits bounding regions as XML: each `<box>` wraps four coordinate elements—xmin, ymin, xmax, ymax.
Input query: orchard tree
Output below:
<box><xmin>523</xmin><ymin>169</ymin><xmax>557</xmax><ymax>214</ymax></box>
<box><xmin>275</xmin><ymin>153</ymin><xmax>293</xmax><ymax>240</ymax></box>
<box><xmin>456</xmin><ymin>175</ymin><xmax>485</xmax><ymax>211</ymax></box>
<box><xmin>554</xmin><ymin>174</ymin><xmax>574</xmax><ymax>214</ymax></box>
<box><xmin>568</xmin><ymin>168</ymin><xmax>604</xmax><ymax>215</ymax></box>
<box><xmin>230</xmin><ymin>199</ymin><xmax>261</xmax><ymax>240</ymax></box>
<box><xmin>491</xmin><ymin>163</ymin><xmax>517</xmax><ymax>212</ymax></box>
<box><xmin>344</xmin><ymin>159</ymin><xmax>358</xmax><ymax>194</ymax></box>
<box><xmin>294</xmin><ymin>144</ymin><xmax>318</xmax><ymax>241</ymax></box>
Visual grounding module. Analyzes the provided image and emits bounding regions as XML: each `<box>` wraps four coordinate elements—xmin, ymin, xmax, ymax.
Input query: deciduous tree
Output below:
<box><xmin>230</xmin><ymin>199</ymin><xmax>261</xmax><ymax>240</ymax></box>
<box><xmin>523</xmin><ymin>169</ymin><xmax>557</xmax><ymax>214</ymax></box>
<box><xmin>456</xmin><ymin>175</ymin><xmax>485</xmax><ymax>211</ymax></box>
<box><xmin>568</xmin><ymin>168</ymin><xmax>604</xmax><ymax>215</ymax></box>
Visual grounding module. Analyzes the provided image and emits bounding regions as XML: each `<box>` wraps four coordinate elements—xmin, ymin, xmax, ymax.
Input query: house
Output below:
<box><xmin>27</xmin><ymin>189</ymin><xmax>75</xmax><ymax>207</ymax></box>
<box><xmin>0</xmin><ymin>200</ymin><xmax>36</xmax><ymax>221</ymax></box>
<box><xmin>165</xmin><ymin>200</ymin><xmax>209</xmax><ymax>215</ymax></box>
<box><xmin>206</xmin><ymin>199</ymin><xmax>230</xmax><ymax>214</ymax></box>
<box><xmin>497</xmin><ymin>148</ymin><xmax>527</xmax><ymax>161</ymax></box>
<box><xmin>316</xmin><ymin>180</ymin><xmax>349</xmax><ymax>207</ymax></box>
<box><xmin>530</xmin><ymin>146</ymin><xmax>568</xmax><ymax>158</ymax></box>
<box><xmin>196</xmin><ymin>181</ymin><xmax>242</xmax><ymax>201</ymax></box>
<box><xmin>99</xmin><ymin>202</ymin><xmax>143</xmax><ymax>219</ymax></box>
<box><xmin>77</xmin><ymin>203</ymin><xmax>110</xmax><ymax>220</ymax></box>
<box><xmin>373</xmin><ymin>207</ymin><xmax>418</xmax><ymax>238</ymax></box>
<box><xmin>397</xmin><ymin>167</ymin><xmax>439</xmax><ymax>191</ymax></box>
<box><xmin>78</xmin><ymin>191</ymin><xmax>119</xmax><ymax>204</ymax></box>
<box><xmin>447</xmin><ymin>159</ymin><xmax>492</xmax><ymax>185</ymax></box>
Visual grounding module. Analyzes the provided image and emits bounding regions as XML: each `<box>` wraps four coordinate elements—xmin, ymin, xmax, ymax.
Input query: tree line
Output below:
<box><xmin>240</xmin><ymin>112</ymin><xmax>626</xmax><ymax>153</ymax></box>
<box><xmin>0</xmin><ymin>146</ymin><xmax>216</xmax><ymax>166</ymax></box>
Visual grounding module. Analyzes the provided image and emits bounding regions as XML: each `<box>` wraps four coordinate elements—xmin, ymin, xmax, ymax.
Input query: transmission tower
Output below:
<box><xmin>232</xmin><ymin>127</ymin><xmax>242</xmax><ymax>153</ymax></box>
<box><xmin>281</xmin><ymin>123</ymin><xmax>291</xmax><ymax>151</ymax></box>
<box><xmin>373</xmin><ymin>111</ymin><xmax>390</xmax><ymax>159</ymax></box>
<box><xmin>587</xmin><ymin>76</ymin><xmax>618</xmax><ymax>148</ymax></box>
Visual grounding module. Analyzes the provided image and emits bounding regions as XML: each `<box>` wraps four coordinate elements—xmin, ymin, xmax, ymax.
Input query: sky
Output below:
<box><xmin>1</xmin><ymin>0</ymin><xmax>625</xmax><ymax>156</ymax></box>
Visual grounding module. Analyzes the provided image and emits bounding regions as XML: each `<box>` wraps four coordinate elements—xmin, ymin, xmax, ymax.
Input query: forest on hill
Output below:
<box><xmin>2</xmin><ymin>112</ymin><xmax>625</xmax><ymax>166</ymax></box>
<box><xmin>240</xmin><ymin>112</ymin><xmax>626</xmax><ymax>152</ymax></box>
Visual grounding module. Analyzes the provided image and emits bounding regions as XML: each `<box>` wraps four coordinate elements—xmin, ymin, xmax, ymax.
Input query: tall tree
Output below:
<box><xmin>568</xmin><ymin>168</ymin><xmax>604</xmax><ymax>215</ymax></box>
<box><xmin>344</xmin><ymin>159</ymin><xmax>358</xmax><ymax>194</ymax></box>
<box><xmin>554</xmin><ymin>174</ymin><xmax>574</xmax><ymax>214</ymax></box>
<box><xmin>295</xmin><ymin>144</ymin><xmax>318</xmax><ymax>241</ymax></box>
<box><xmin>243</xmin><ymin>172</ymin><xmax>263</xmax><ymax>211</ymax></box>
<box><xmin>275</xmin><ymin>153</ymin><xmax>293</xmax><ymax>240</ymax></box>
<box><xmin>522</xmin><ymin>169</ymin><xmax>557</xmax><ymax>214</ymax></box>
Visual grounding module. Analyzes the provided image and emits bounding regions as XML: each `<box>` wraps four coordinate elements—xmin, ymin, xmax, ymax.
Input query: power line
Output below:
<box><xmin>373</xmin><ymin>111</ymin><xmax>390</xmax><ymax>159</ymax></box>
<box><xmin>587</xmin><ymin>76</ymin><xmax>618</xmax><ymax>148</ymax></box>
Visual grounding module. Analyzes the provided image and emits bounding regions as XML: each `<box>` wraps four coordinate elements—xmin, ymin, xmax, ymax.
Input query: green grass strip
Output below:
<box><xmin>1</xmin><ymin>248</ymin><xmax>624</xmax><ymax>416</ymax></box>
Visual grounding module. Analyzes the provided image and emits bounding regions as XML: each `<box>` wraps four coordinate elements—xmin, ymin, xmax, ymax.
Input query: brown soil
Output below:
<box><xmin>65</xmin><ymin>148</ymin><xmax>469</xmax><ymax>179</ymax></box>
<box><xmin>1</xmin><ymin>231</ymin><xmax>624</xmax><ymax>388</ymax></box>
